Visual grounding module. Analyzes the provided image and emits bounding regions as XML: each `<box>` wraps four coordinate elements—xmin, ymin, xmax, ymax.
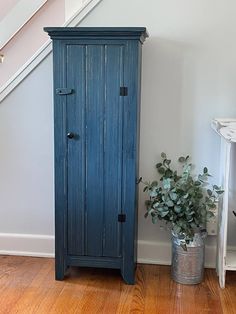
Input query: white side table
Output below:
<box><xmin>212</xmin><ymin>118</ymin><xmax>236</xmax><ymax>288</ymax></box>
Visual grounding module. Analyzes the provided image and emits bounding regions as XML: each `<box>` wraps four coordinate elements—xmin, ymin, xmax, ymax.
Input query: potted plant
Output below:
<box><xmin>142</xmin><ymin>153</ymin><xmax>223</xmax><ymax>284</ymax></box>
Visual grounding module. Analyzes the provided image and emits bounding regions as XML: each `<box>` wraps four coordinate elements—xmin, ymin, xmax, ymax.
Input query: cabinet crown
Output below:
<box><xmin>44</xmin><ymin>27</ymin><xmax>149</xmax><ymax>43</ymax></box>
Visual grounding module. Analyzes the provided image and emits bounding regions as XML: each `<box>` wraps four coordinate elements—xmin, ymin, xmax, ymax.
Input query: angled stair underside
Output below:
<box><xmin>0</xmin><ymin>0</ymin><xmax>48</xmax><ymax>50</ymax></box>
<box><xmin>0</xmin><ymin>0</ymin><xmax>103</xmax><ymax>103</ymax></box>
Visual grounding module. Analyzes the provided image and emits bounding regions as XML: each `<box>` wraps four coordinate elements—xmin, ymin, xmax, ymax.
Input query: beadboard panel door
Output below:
<box><xmin>66</xmin><ymin>43</ymin><xmax>124</xmax><ymax>258</ymax></box>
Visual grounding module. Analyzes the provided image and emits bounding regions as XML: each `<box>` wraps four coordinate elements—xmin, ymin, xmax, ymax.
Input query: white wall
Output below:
<box><xmin>0</xmin><ymin>0</ymin><xmax>47</xmax><ymax>49</ymax></box>
<box><xmin>1</xmin><ymin>0</ymin><xmax>236</xmax><ymax>264</ymax></box>
<box><xmin>65</xmin><ymin>0</ymin><xmax>83</xmax><ymax>20</ymax></box>
<box><xmin>0</xmin><ymin>55</ymin><xmax>55</xmax><ymax>256</ymax></box>
<box><xmin>0</xmin><ymin>0</ymin><xmax>19</xmax><ymax>21</ymax></box>
<box><xmin>0</xmin><ymin>0</ymin><xmax>64</xmax><ymax>87</ymax></box>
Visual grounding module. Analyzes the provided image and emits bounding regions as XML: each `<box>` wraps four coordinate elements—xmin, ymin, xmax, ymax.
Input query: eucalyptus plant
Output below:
<box><xmin>143</xmin><ymin>153</ymin><xmax>223</xmax><ymax>246</ymax></box>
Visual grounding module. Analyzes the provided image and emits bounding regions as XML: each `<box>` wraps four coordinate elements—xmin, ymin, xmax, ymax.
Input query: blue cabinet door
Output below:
<box><xmin>66</xmin><ymin>43</ymin><xmax>124</xmax><ymax>258</ymax></box>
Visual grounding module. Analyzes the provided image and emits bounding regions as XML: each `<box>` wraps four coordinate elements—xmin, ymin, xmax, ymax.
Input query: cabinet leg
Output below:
<box><xmin>55</xmin><ymin>260</ymin><xmax>66</xmax><ymax>281</ymax></box>
<box><xmin>121</xmin><ymin>263</ymin><xmax>136</xmax><ymax>285</ymax></box>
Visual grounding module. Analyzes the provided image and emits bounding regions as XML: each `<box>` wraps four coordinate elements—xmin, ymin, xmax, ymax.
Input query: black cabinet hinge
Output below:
<box><xmin>118</xmin><ymin>214</ymin><xmax>126</xmax><ymax>223</ymax></box>
<box><xmin>120</xmin><ymin>87</ymin><xmax>128</xmax><ymax>96</ymax></box>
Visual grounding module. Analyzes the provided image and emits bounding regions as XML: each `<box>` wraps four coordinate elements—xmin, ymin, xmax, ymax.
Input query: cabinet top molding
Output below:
<box><xmin>44</xmin><ymin>27</ymin><xmax>149</xmax><ymax>43</ymax></box>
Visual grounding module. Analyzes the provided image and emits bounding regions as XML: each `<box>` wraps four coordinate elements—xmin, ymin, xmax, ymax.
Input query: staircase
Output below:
<box><xmin>0</xmin><ymin>0</ymin><xmax>48</xmax><ymax>50</ymax></box>
<box><xmin>0</xmin><ymin>0</ymin><xmax>103</xmax><ymax>103</ymax></box>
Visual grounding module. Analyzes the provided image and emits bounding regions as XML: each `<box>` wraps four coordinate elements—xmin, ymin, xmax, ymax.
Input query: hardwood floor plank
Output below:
<box><xmin>0</xmin><ymin>256</ymin><xmax>47</xmax><ymax>313</ymax></box>
<box><xmin>220</xmin><ymin>271</ymin><xmax>236</xmax><ymax>314</ymax></box>
<box><xmin>10</xmin><ymin>259</ymin><xmax>65</xmax><ymax>314</ymax></box>
<box><xmin>0</xmin><ymin>256</ymin><xmax>236</xmax><ymax>314</ymax></box>
<box><xmin>142</xmin><ymin>264</ymin><xmax>160</xmax><ymax>314</ymax></box>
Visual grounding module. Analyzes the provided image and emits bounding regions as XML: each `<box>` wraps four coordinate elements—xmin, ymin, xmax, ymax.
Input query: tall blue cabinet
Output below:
<box><xmin>44</xmin><ymin>27</ymin><xmax>148</xmax><ymax>284</ymax></box>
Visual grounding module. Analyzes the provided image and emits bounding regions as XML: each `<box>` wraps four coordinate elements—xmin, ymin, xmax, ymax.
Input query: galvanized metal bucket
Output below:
<box><xmin>171</xmin><ymin>231</ymin><xmax>207</xmax><ymax>285</ymax></box>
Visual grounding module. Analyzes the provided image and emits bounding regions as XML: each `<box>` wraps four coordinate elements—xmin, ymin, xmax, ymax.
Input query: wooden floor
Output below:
<box><xmin>0</xmin><ymin>256</ymin><xmax>236</xmax><ymax>314</ymax></box>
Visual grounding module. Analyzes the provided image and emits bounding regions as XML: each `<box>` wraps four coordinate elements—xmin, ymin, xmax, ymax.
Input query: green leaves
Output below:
<box><xmin>163</xmin><ymin>178</ymin><xmax>171</xmax><ymax>190</ymax></box>
<box><xmin>165</xmin><ymin>159</ymin><xmax>171</xmax><ymax>166</ymax></box>
<box><xmin>178</xmin><ymin>155</ymin><xmax>190</xmax><ymax>163</ymax></box>
<box><xmin>169</xmin><ymin>192</ymin><xmax>177</xmax><ymax>201</ymax></box>
<box><xmin>206</xmin><ymin>211</ymin><xmax>214</xmax><ymax>219</ymax></box>
<box><xmin>207</xmin><ymin>202</ymin><xmax>216</xmax><ymax>209</ymax></box>
<box><xmin>207</xmin><ymin>189</ymin><xmax>212</xmax><ymax>196</ymax></box>
<box><xmin>166</xmin><ymin>199</ymin><xmax>174</xmax><ymax>207</ymax></box>
<box><xmin>149</xmin><ymin>190</ymin><xmax>158</xmax><ymax>197</ymax></box>
<box><xmin>174</xmin><ymin>206</ymin><xmax>181</xmax><ymax>213</ymax></box>
<box><xmin>198</xmin><ymin>174</ymin><xmax>208</xmax><ymax>183</ymax></box>
<box><xmin>178</xmin><ymin>156</ymin><xmax>185</xmax><ymax>163</ymax></box>
<box><xmin>152</xmin><ymin>216</ymin><xmax>158</xmax><ymax>224</ymax></box>
<box><xmin>151</xmin><ymin>181</ymin><xmax>158</xmax><ymax>187</ymax></box>
<box><xmin>143</xmin><ymin>186</ymin><xmax>149</xmax><ymax>192</ymax></box>
<box><xmin>165</xmin><ymin>169</ymin><xmax>173</xmax><ymax>178</ymax></box>
<box><xmin>161</xmin><ymin>152</ymin><xmax>167</xmax><ymax>159</ymax></box>
<box><xmin>160</xmin><ymin>211</ymin><xmax>169</xmax><ymax>218</ymax></box>
<box><xmin>213</xmin><ymin>184</ymin><xmax>224</xmax><ymax>195</ymax></box>
<box><xmin>143</xmin><ymin>152</ymin><xmax>224</xmax><ymax>243</ymax></box>
<box><xmin>173</xmin><ymin>224</ymin><xmax>181</xmax><ymax>235</ymax></box>
<box><xmin>136</xmin><ymin>177</ymin><xmax>142</xmax><ymax>184</ymax></box>
<box><xmin>183</xmin><ymin>193</ymin><xmax>189</xmax><ymax>199</ymax></box>
<box><xmin>196</xmin><ymin>192</ymin><xmax>203</xmax><ymax>199</ymax></box>
<box><xmin>158</xmin><ymin>167</ymin><xmax>165</xmax><ymax>175</ymax></box>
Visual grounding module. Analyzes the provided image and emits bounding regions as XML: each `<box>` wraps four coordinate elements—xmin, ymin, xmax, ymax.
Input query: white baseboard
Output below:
<box><xmin>137</xmin><ymin>240</ymin><xmax>217</xmax><ymax>269</ymax></box>
<box><xmin>137</xmin><ymin>240</ymin><xmax>172</xmax><ymax>266</ymax></box>
<box><xmin>0</xmin><ymin>233</ymin><xmax>54</xmax><ymax>258</ymax></box>
<box><xmin>0</xmin><ymin>233</ymin><xmax>218</xmax><ymax>268</ymax></box>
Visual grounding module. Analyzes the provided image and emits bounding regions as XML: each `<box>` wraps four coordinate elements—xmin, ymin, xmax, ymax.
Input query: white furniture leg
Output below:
<box><xmin>218</xmin><ymin>139</ymin><xmax>231</xmax><ymax>288</ymax></box>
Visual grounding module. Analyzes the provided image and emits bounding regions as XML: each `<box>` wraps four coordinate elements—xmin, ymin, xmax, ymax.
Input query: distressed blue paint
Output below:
<box><xmin>121</xmin><ymin>40</ymin><xmax>142</xmax><ymax>284</ymax></box>
<box><xmin>67</xmin><ymin>45</ymin><xmax>86</xmax><ymax>256</ymax></box>
<box><xmin>44</xmin><ymin>27</ymin><xmax>148</xmax><ymax>284</ymax></box>
<box><xmin>103</xmin><ymin>44</ymin><xmax>124</xmax><ymax>258</ymax></box>
<box><xmin>52</xmin><ymin>39</ymin><xmax>68</xmax><ymax>281</ymax></box>
<box><xmin>86</xmin><ymin>44</ymin><xmax>105</xmax><ymax>256</ymax></box>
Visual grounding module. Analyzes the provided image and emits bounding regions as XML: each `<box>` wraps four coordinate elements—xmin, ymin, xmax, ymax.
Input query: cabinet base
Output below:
<box><xmin>55</xmin><ymin>255</ymin><xmax>136</xmax><ymax>284</ymax></box>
